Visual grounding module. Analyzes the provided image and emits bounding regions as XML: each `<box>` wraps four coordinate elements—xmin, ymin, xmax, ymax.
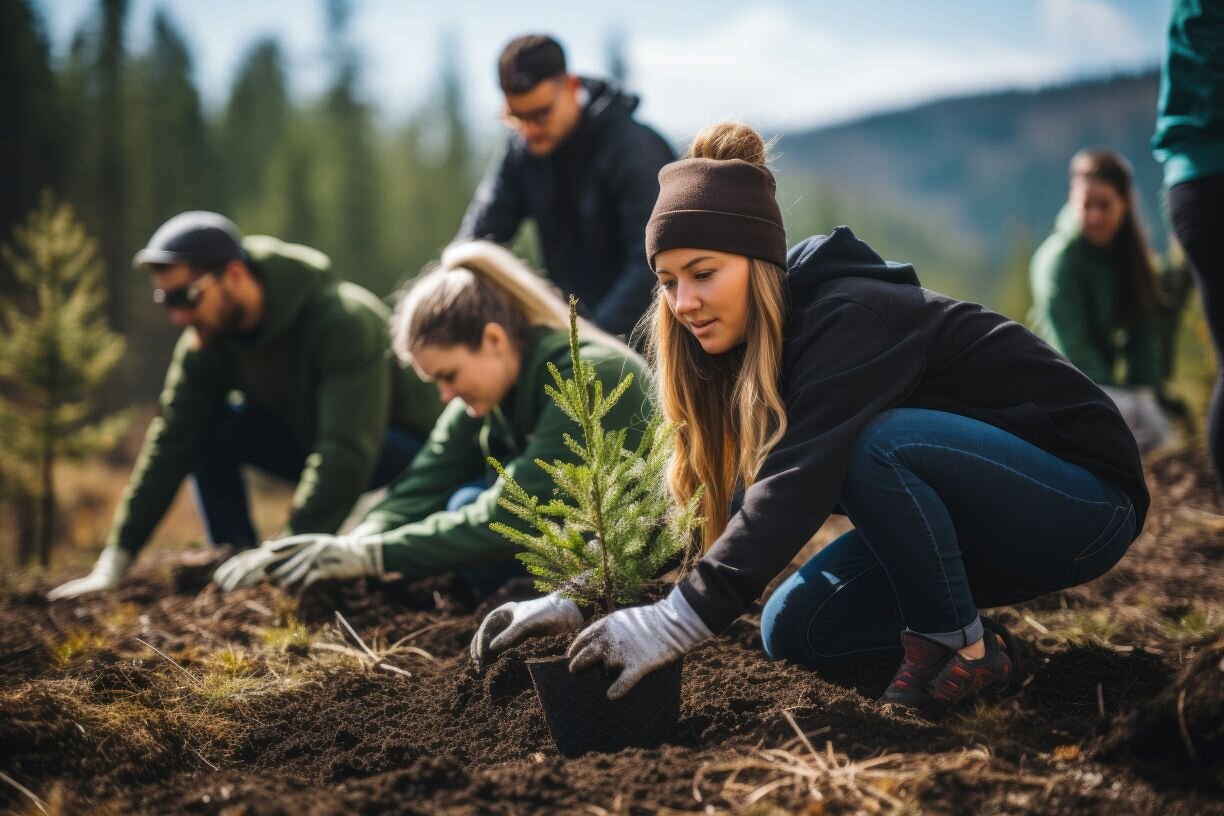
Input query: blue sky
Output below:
<box><xmin>37</xmin><ymin>0</ymin><xmax>1171</xmax><ymax>141</ymax></box>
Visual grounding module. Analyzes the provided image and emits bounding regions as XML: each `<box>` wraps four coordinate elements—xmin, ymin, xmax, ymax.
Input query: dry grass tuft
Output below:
<box><xmin>46</xmin><ymin>628</ymin><xmax>108</xmax><ymax>669</ymax></box>
<box><xmin>694</xmin><ymin>710</ymin><xmax>994</xmax><ymax>814</ymax></box>
<box><xmin>260</xmin><ymin>614</ymin><xmax>311</xmax><ymax>653</ymax></box>
<box><xmin>307</xmin><ymin>611</ymin><xmax>437</xmax><ymax>677</ymax></box>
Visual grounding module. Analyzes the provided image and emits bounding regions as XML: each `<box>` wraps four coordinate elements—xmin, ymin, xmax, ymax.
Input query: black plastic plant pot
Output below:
<box><xmin>527</xmin><ymin>655</ymin><xmax>683</xmax><ymax>757</ymax></box>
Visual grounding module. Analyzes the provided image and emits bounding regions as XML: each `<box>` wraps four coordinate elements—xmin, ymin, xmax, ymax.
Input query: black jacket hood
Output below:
<box><xmin>786</xmin><ymin>227</ymin><xmax>921</xmax><ymax>306</ymax></box>
<box><xmin>580</xmin><ymin>77</ymin><xmax>639</xmax><ymax>128</ymax></box>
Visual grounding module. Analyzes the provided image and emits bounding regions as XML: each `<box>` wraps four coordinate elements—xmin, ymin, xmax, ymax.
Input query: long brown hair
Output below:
<box><xmin>643</xmin><ymin>123</ymin><xmax>790</xmax><ymax>553</ymax></box>
<box><xmin>1069</xmin><ymin>149</ymin><xmax>1164</xmax><ymax>327</ymax></box>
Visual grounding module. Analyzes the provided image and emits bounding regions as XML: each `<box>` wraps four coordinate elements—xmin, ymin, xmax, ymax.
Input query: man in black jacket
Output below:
<box><xmin>456</xmin><ymin>34</ymin><xmax>675</xmax><ymax>337</ymax></box>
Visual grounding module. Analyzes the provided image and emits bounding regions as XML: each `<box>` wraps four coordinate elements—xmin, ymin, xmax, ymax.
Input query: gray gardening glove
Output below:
<box><xmin>47</xmin><ymin>546</ymin><xmax>133</xmax><ymax>600</ymax></box>
<box><xmin>269</xmin><ymin>534</ymin><xmax>383</xmax><ymax>592</ymax></box>
<box><xmin>567</xmin><ymin>588</ymin><xmax>713</xmax><ymax>700</ymax></box>
<box><xmin>212</xmin><ymin>534</ymin><xmax>321</xmax><ymax>592</ymax></box>
<box><xmin>470</xmin><ymin>592</ymin><xmax>585</xmax><ymax>669</ymax></box>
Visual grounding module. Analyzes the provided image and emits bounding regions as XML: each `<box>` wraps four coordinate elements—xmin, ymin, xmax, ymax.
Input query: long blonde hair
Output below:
<box><xmin>644</xmin><ymin>123</ymin><xmax>790</xmax><ymax>552</ymax></box>
<box><xmin>391</xmin><ymin>240</ymin><xmax>620</xmax><ymax>363</ymax></box>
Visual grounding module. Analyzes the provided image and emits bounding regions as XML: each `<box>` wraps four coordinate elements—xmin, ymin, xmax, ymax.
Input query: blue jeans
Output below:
<box><xmin>191</xmin><ymin>403</ymin><xmax>425</xmax><ymax>549</ymax></box>
<box><xmin>761</xmin><ymin>408</ymin><xmax>1136</xmax><ymax>668</ymax></box>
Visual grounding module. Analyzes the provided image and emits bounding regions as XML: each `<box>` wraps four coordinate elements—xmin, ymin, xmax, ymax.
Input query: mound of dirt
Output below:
<box><xmin>1103</xmin><ymin>636</ymin><xmax>1224</xmax><ymax>791</ymax></box>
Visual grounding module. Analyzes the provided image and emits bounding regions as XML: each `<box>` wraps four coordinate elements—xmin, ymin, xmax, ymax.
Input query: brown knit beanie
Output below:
<box><xmin>645</xmin><ymin>124</ymin><xmax>787</xmax><ymax>270</ymax></box>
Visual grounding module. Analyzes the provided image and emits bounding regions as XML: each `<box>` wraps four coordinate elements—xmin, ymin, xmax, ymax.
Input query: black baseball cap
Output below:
<box><xmin>133</xmin><ymin>211</ymin><xmax>246</xmax><ymax>269</ymax></box>
<box><xmin>498</xmin><ymin>34</ymin><xmax>566</xmax><ymax>95</ymax></box>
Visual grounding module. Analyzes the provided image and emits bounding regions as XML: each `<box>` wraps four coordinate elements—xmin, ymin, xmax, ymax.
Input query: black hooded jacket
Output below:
<box><xmin>457</xmin><ymin>78</ymin><xmax>676</xmax><ymax>336</ymax></box>
<box><xmin>678</xmin><ymin>227</ymin><xmax>1151</xmax><ymax>634</ymax></box>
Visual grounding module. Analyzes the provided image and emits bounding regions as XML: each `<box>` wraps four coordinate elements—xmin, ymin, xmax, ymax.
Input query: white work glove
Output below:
<box><xmin>269</xmin><ymin>534</ymin><xmax>384</xmax><ymax>592</ymax></box>
<box><xmin>212</xmin><ymin>535</ymin><xmax>320</xmax><ymax>592</ymax></box>
<box><xmin>567</xmin><ymin>588</ymin><xmax>713</xmax><ymax>700</ymax></box>
<box><xmin>47</xmin><ymin>546</ymin><xmax>133</xmax><ymax>601</ymax></box>
<box><xmin>470</xmin><ymin>592</ymin><xmax>585</xmax><ymax>668</ymax></box>
<box><xmin>1100</xmin><ymin>385</ymin><xmax>1174</xmax><ymax>452</ymax></box>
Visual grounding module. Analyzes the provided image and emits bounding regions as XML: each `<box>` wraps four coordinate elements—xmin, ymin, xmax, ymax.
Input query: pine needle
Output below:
<box><xmin>134</xmin><ymin>637</ymin><xmax>203</xmax><ymax>688</ymax></box>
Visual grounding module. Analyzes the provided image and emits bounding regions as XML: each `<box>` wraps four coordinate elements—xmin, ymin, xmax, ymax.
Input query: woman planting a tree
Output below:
<box><xmin>475</xmin><ymin>123</ymin><xmax>1149</xmax><ymax>712</ymax></box>
<box><xmin>1029</xmin><ymin>148</ymin><xmax>1177</xmax><ymax>452</ymax></box>
<box><xmin>213</xmin><ymin>241</ymin><xmax>651</xmax><ymax>594</ymax></box>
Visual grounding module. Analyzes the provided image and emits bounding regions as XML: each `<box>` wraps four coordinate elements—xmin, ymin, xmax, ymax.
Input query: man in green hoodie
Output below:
<box><xmin>46</xmin><ymin>212</ymin><xmax>443</xmax><ymax>600</ymax></box>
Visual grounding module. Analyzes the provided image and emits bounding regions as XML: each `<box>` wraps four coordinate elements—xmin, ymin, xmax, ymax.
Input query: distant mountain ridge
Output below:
<box><xmin>773</xmin><ymin>71</ymin><xmax>1164</xmax><ymax>272</ymax></box>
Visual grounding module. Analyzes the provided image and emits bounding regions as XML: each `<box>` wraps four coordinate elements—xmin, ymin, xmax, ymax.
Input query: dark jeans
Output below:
<box><xmin>191</xmin><ymin>403</ymin><xmax>425</xmax><ymax>549</ymax></box>
<box><xmin>760</xmin><ymin>408</ymin><xmax>1136</xmax><ymax>669</ymax></box>
<box><xmin>1170</xmin><ymin>175</ymin><xmax>1224</xmax><ymax>485</ymax></box>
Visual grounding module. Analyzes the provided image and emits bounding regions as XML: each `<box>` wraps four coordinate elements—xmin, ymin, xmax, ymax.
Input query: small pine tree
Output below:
<box><xmin>0</xmin><ymin>193</ymin><xmax>130</xmax><ymax>565</ymax></box>
<box><xmin>489</xmin><ymin>301</ymin><xmax>704</xmax><ymax>613</ymax></box>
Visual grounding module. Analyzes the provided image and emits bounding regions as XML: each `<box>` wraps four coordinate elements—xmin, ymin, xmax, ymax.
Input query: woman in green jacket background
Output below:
<box><xmin>213</xmin><ymin>240</ymin><xmax>653</xmax><ymax>594</ymax></box>
<box><xmin>1029</xmin><ymin>148</ymin><xmax>1174</xmax><ymax>452</ymax></box>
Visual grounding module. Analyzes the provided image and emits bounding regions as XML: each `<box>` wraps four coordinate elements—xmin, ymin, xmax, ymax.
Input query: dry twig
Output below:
<box><xmin>0</xmin><ymin>771</ymin><xmax>48</xmax><ymax>815</ymax></box>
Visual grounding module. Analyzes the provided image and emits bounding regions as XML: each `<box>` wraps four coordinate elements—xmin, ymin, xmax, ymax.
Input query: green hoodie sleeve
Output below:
<box><xmin>378</xmin><ymin>355</ymin><xmax>651</xmax><ymax>577</ymax></box>
<box><xmin>1030</xmin><ymin>241</ymin><xmax>1114</xmax><ymax>384</ymax></box>
<box><xmin>284</xmin><ymin>297</ymin><xmax>393</xmax><ymax>535</ymax></box>
<box><xmin>108</xmin><ymin>332</ymin><xmax>231</xmax><ymax>555</ymax></box>
<box><xmin>360</xmin><ymin>399</ymin><xmax>485</xmax><ymax>534</ymax></box>
<box><xmin>1123</xmin><ymin>314</ymin><xmax>1163</xmax><ymax>387</ymax></box>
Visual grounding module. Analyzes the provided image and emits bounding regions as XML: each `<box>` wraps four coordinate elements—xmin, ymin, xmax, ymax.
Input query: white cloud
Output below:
<box><xmin>626</xmin><ymin>4</ymin><xmax>1150</xmax><ymax>138</ymax></box>
<box><xmin>1039</xmin><ymin>0</ymin><xmax>1148</xmax><ymax>57</ymax></box>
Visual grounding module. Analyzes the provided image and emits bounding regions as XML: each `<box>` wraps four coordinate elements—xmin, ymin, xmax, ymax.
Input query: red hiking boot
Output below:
<box><xmin>879</xmin><ymin>631</ymin><xmax>948</xmax><ymax>708</ymax></box>
<box><xmin>925</xmin><ymin>625</ymin><xmax>1013</xmax><ymax>707</ymax></box>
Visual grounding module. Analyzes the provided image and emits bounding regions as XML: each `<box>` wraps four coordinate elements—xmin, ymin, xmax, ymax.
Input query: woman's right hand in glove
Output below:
<box><xmin>211</xmin><ymin>535</ymin><xmax>320</xmax><ymax>592</ymax></box>
<box><xmin>469</xmin><ymin>592</ymin><xmax>584</xmax><ymax>669</ymax></box>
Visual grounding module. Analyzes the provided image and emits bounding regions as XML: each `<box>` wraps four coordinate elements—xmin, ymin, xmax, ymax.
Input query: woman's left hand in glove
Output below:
<box><xmin>566</xmin><ymin>588</ymin><xmax>713</xmax><ymax>700</ymax></box>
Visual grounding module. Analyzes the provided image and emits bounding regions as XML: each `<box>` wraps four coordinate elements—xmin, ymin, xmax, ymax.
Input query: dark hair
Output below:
<box><xmin>1069</xmin><ymin>148</ymin><xmax>1164</xmax><ymax>327</ymax></box>
<box><xmin>498</xmin><ymin>34</ymin><xmax>566</xmax><ymax>94</ymax></box>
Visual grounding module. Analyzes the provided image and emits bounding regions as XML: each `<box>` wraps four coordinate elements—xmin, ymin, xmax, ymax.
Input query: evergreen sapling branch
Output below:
<box><xmin>488</xmin><ymin>299</ymin><xmax>704</xmax><ymax>613</ymax></box>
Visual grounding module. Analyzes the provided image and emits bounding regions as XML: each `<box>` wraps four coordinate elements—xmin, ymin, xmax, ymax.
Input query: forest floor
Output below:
<box><xmin>1</xmin><ymin>446</ymin><xmax>1222</xmax><ymax>815</ymax></box>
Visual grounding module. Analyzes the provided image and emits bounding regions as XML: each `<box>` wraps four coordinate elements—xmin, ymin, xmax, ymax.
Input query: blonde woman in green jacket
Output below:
<box><xmin>1029</xmin><ymin>149</ymin><xmax>1173</xmax><ymax>452</ymax></box>
<box><xmin>214</xmin><ymin>241</ymin><xmax>653</xmax><ymax>594</ymax></box>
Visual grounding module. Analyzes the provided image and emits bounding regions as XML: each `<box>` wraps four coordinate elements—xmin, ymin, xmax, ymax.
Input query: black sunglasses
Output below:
<box><xmin>153</xmin><ymin>273</ymin><xmax>216</xmax><ymax>310</ymax></box>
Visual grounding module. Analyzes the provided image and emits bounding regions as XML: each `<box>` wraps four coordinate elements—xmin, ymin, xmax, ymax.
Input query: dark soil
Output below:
<box><xmin>2</xmin><ymin>446</ymin><xmax>1223</xmax><ymax>814</ymax></box>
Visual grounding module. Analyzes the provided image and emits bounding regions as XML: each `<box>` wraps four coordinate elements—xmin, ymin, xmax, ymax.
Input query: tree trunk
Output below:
<box><xmin>16</xmin><ymin>493</ymin><xmax>37</xmax><ymax>566</ymax></box>
<box><xmin>38</xmin><ymin>436</ymin><xmax>55</xmax><ymax>568</ymax></box>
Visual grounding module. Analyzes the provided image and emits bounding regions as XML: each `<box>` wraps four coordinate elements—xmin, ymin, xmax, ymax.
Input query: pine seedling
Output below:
<box><xmin>0</xmin><ymin>193</ymin><xmax>130</xmax><ymax>565</ymax></box>
<box><xmin>489</xmin><ymin>300</ymin><xmax>704</xmax><ymax>613</ymax></box>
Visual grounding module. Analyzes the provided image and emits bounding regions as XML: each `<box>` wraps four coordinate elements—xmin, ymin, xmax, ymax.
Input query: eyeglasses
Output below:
<box><xmin>500</xmin><ymin>81</ymin><xmax>565</xmax><ymax>129</ymax></box>
<box><xmin>153</xmin><ymin>273</ymin><xmax>216</xmax><ymax>310</ymax></box>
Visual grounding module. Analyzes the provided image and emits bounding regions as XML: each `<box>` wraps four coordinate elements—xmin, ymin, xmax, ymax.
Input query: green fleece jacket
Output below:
<box><xmin>1028</xmin><ymin>207</ymin><xmax>1162</xmax><ymax>387</ymax></box>
<box><xmin>363</xmin><ymin>326</ymin><xmax>653</xmax><ymax>576</ymax></box>
<box><xmin>1152</xmin><ymin>0</ymin><xmax>1224</xmax><ymax>188</ymax></box>
<box><xmin>110</xmin><ymin>236</ymin><xmax>443</xmax><ymax>554</ymax></box>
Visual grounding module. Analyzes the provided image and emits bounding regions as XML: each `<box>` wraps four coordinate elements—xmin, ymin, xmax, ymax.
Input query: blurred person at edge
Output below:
<box><xmin>1153</xmin><ymin>0</ymin><xmax>1224</xmax><ymax>485</ymax></box>
<box><xmin>211</xmin><ymin>241</ymin><xmax>652</xmax><ymax>598</ymax></box>
<box><xmin>1028</xmin><ymin>149</ymin><xmax>1179</xmax><ymax>453</ymax></box>
<box><xmin>46</xmin><ymin>212</ymin><xmax>443</xmax><ymax>601</ymax></box>
<box><xmin>472</xmin><ymin>123</ymin><xmax>1149</xmax><ymax>714</ymax></box>
<box><xmin>456</xmin><ymin>34</ymin><xmax>675</xmax><ymax>338</ymax></box>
